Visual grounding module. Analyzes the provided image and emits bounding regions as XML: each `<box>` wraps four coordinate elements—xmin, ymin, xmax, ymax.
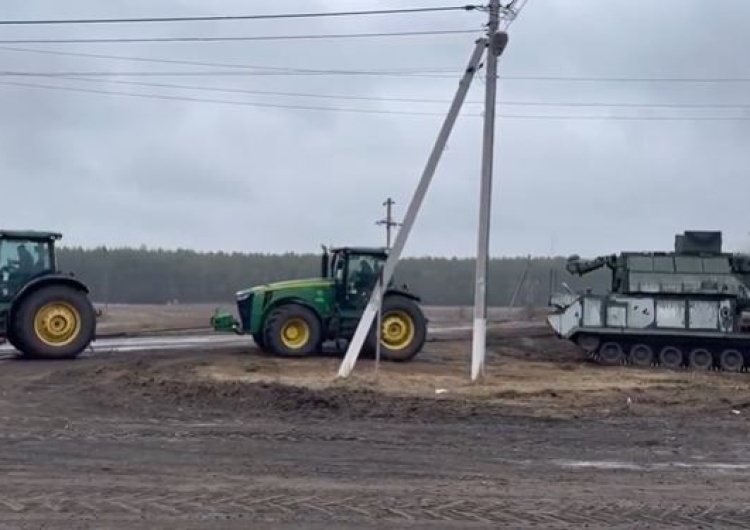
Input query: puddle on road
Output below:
<box><xmin>552</xmin><ymin>459</ymin><xmax>750</xmax><ymax>472</ymax></box>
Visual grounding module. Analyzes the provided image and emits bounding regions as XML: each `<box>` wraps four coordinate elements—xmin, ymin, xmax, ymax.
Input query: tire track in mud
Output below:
<box><xmin>0</xmin><ymin>488</ymin><xmax>748</xmax><ymax>527</ymax></box>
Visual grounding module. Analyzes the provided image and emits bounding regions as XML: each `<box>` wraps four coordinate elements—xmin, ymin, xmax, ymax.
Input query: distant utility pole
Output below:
<box><xmin>509</xmin><ymin>254</ymin><xmax>532</xmax><ymax>308</ymax></box>
<box><xmin>375</xmin><ymin>197</ymin><xmax>401</xmax><ymax>249</ymax></box>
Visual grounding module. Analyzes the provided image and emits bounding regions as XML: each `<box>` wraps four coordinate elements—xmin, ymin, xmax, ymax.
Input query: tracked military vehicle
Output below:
<box><xmin>547</xmin><ymin>231</ymin><xmax>750</xmax><ymax>372</ymax></box>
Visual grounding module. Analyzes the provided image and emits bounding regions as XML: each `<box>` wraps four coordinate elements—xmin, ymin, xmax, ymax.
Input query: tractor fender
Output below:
<box><xmin>382</xmin><ymin>289</ymin><xmax>428</xmax><ymax>327</ymax></box>
<box><xmin>260</xmin><ymin>298</ymin><xmax>325</xmax><ymax>331</ymax></box>
<box><xmin>384</xmin><ymin>288</ymin><xmax>421</xmax><ymax>304</ymax></box>
<box><xmin>10</xmin><ymin>274</ymin><xmax>91</xmax><ymax>320</ymax></box>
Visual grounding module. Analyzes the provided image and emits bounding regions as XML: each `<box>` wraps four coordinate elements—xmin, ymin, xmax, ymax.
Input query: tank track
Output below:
<box><xmin>578</xmin><ymin>337</ymin><xmax>749</xmax><ymax>373</ymax></box>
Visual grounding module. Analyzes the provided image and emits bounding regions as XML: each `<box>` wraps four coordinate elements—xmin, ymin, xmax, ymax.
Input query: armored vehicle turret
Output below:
<box><xmin>547</xmin><ymin>231</ymin><xmax>750</xmax><ymax>372</ymax></box>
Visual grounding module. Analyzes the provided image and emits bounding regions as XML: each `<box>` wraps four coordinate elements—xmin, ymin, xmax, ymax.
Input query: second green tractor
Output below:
<box><xmin>211</xmin><ymin>246</ymin><xmax>427</xmax><ymax>361</ymax></box>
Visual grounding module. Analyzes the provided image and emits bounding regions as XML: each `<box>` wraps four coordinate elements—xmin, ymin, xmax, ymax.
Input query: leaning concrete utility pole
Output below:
<box><xmin>337</xmin><ymin>37</ymin><xmax>488</xmax><ymax>378</ymax></box>
<box><xmin>471</xmin><ymin>0</ymin><xmax>511</xmax><ymax>381</ymax></box>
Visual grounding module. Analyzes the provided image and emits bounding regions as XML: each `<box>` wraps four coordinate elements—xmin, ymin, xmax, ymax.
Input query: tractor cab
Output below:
<box><xmin>322</xmin><ymin>246</ymin><xmax>387</xmax><ymax>310</ymax></box>
<box><xmin>0</xmin><ymin>229</ymin><xmax>95</xmax><ymax>360</ymax></box>
<box><xmin>0</xmin><ymin>230</ymin><xmax>59</xmax><ymax>302</ymax></box>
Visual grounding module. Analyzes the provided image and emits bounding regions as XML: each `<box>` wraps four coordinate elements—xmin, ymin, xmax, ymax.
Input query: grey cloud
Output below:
<box><xmin>1</xmin><ymin>0</ymin><xmax>748</xmax><ymax>258</ymax></box>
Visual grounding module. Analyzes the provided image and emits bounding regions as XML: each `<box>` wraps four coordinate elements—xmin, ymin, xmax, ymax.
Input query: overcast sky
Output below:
<box><xmin>1</xmin><ymin>0</ymin><xmax>749</xmax><ymax>258</ymax></box>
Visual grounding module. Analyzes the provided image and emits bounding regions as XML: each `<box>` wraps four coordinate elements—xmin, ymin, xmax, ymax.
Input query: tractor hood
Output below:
<box><xmin>235</xmin><ymin>277</ymin><xmax>333</xmax><ymax>300</ymax></box>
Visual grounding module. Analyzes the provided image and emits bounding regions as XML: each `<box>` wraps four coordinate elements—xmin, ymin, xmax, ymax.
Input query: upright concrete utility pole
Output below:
<box><xmin>375</xmin><ymin>197</ymin><xmax>400</xmax><ymax>249</ymax></box>
<box><xmin>471</xmin><ymin>0</ymin><xmax>510</xmax><ymax>381</ymax></box>
<box><xmin>338</xmin><ymin>37</ymin><xmax>488</xmax><ymax>378</ymax></box>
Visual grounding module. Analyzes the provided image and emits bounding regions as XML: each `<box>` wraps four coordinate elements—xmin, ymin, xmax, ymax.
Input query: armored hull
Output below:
<box><xmin>547</xmin><ymin>231</ymin><xmax>750</xmax><ymax>372</ymax></box>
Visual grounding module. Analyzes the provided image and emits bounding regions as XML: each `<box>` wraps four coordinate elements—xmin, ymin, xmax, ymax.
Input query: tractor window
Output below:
<box><xmin>0</xmin><ymin>239</ymin><xmax>53</xmax><ymax>299</ymax></box>
<box><xmin>0</xmin><ymin>240</ymin><xmax>35</xmax><ymax>274</ymax></box>
<box><xmin>347</xmin><ymin>254</ymin><xmax>383</xmax><ymax>294</ymax></box>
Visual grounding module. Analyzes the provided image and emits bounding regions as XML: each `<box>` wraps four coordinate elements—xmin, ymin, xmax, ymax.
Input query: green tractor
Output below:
<box><xmin>211</xmin><ymin>246</ymin><xmax>428</xmax><ymax>361</ymax></box>
<box><xmin>0</xmin><ymin>230</ymin><xmax>96</xmax><ymax>359</ymax></box>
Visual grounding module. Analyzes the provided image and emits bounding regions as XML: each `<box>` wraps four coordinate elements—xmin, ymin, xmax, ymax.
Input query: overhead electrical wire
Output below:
<box><xmin>0</xmin><ymin>29</ymin><xmax>482</xmax><ymax>45</ymax></box>
<box><xmin>0</xmin><ymin>5</ymin><xmax>481</xmax><ymax>25</ymax></box>
<box><xmin>0</xmin><ymin>46</ymin><xmax>470</xmax><ymax>73</ymax></box>
<box><xmin>4</xmin><ymin>68</ymin><xmax>750</xmax><ymax>84</ymax></box>
<box><xmin>0</xmin><ymin>45</ymin><xmax>462</xmax><ymax>77</ymax></box>
<box><xmin>497</xmin><ymin>75</ymin><xmax>750</xmax><ymax>84</ymax></box>
<box><xmin>38</xmin><ymin>74</ymin><xmax>750</xmax><ymax>110</ymax></box>
<box><xmin>0</xmin><ymin>79</ymin><xmax>461</xmax><ymax>116</ymax></box>
<box><xmin>0</xmin><ymin>44</ymin><xmax>459</xmax><ymax>73</ymax></box>
<box><xmin>2</xmin><ymin>45</ymin><xmax>750</xmax><ymax>91</ymax></box>
<box><xmin>0</xmin><ymin>69</ymin><xmax>461</xmax><ymax>79</ymax></box>
<box><xmin>2</xmin><ymin>79</ymin><xmax>750</xmax><ymax>121</ymax></box>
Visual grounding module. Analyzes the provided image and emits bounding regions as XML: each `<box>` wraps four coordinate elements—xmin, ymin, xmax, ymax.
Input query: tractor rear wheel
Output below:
<box><xmin>263</xmin><ymin>304</ymin><xmax>322</xmax><ymax>357</ymax></box>
<box><xmin>365</xmin><ymin>295</ymin><xmax>427</xmax><ymax>362</ymax></box>
<box><xmin>12</xmin><ymin>284</ymin><xmax>96</xmax><ymax>360</ymax></box>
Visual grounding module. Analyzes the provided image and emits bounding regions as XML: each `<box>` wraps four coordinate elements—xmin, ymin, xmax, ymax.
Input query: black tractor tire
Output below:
<box><xmin>263</xmin><ymin>304</ymin><xmax>322</xmax><ymax>357</ymax></box>
<box><xmin>12</xmin><ymin>285</ymin><xmax>96</xmax><ymax>360</ymax></box>
<box><xmin>5</xmin><ymin>329</ymin><xmax>25</xmax><ymax>354</ymax></box>
<box><xmin>252</xmin><ymin>332</ymin><xmax>267</xmax><ymax>351</ymax></box>
<box><xmin>364</xmin><ymin>295</ymin><xmax>427</xmax><ymax>362</ymax></box>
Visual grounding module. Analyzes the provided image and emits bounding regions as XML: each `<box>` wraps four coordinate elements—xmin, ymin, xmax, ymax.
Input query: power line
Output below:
<box><xmin>0</xmin><ymin>69</ymin><xmax>462</xmax><ymax>79</ymax></box>
<box><xmin>40</xmin><ymin>74</ymin><xmax>750</xmax><ymax>110</ymax></box>
<box><xmin>3</xmin><ymin>78</ymin><xmax>750</xmax><ymax>122</ymax></box>
<box><xmin>0</xmin><ymin>46</ymin><xmax>461</xmax><ymax>77</ymax></box>
<box><xmin>0</xmin><ymin>45</ymin><xmax>750</xmax><ymax>92</ymax></box>
<box><xmin>497</xmin><ymin>75</ymin><xmax>750</xmax><ymax>84</ymax></box>
<box><xmin>0</xmin><ymin>29</ymin><xmax>481</xmax><ymax>45</ymax></box>
<box><xmin>58</xmin><ymin>75</ymin><xmax>470</xmax><ymax>103</ymax></box>
<box><xmin>0</xmin><ymin>6</ymin><xmax>481</xmax><ymax>25</ymax></box>
<box><xmin>8</xmin><ymin>68</ymin><xmax>750</xmax><ymax>84</ymax></box>
<box><xmin>0</xmin><ymin>44</ymin><xmax>456</xmax><ymax>73</ymax></box>
<box><xmin>3</xmin><ymin>66</ymin><xmax>750</xmax><ymax>84</ymax></box>
<box><xmin>0</xmin><ymin>79</ymin><xmax>463</xmax><ymax>116</ymax></box>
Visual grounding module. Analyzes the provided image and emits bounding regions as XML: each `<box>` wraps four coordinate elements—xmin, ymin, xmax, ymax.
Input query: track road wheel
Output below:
<box><xmin>629</xmin><ymin>343</ymin><xmax>654</xmax><ymax>367</ymax></box>
<box><xmin>598</xmin><ymin>342</ymin><xmax>624</xmax><ymax>365</ymax></box>
<box><xmin>659</xmin><ymin>346</ymin><xmax>683</xmax><ymax>369</ymax></box>
<box><xmin>264</xmin><ymin>305</ymin><xmax>322</xmax><ymax>357</ymax></box>
<box><xmin>13</xmin><ymin>285</ymin><xmax>95</xmax><ymax>360</ymax></box>
<box><xmin>365</xmin><ymin>295</ymin><xmax>427</xmax><ymax>362</ymax></box>
<box><xmin>688</xmin><ymin>348</ymin><xmax>713</xmax><ymax>371</ymax></box>
<box><xmin>719</xmin><ymin>349</ymin><xmax>744</xmax><ymax>372</ymax></box>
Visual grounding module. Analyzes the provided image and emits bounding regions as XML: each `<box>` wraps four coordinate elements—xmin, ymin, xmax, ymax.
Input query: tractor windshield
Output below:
<box><xmin>0</xmin><ymin>238</ymin><xmax>54</xmax><ymax>300</ymax></box>
<box><xmin>347</xmin><ymin>254</ymin><xmax>384</xmax><ymax>293</ymax></box>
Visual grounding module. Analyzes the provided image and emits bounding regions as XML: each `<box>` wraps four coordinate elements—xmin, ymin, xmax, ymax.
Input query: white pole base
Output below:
<box><xmin>471</xmin><ymin>317</ymin><xmax>487</xmax><ymax>381</ymax></box>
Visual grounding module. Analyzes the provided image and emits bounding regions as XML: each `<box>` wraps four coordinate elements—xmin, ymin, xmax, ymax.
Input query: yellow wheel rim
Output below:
<box><xmin>33</xmin><ymin>302</ymin><xmax>81</xmax><ymax>347</ymax></box>
<box><xmin>280</xmin><ymin>318</ymin><xmax>310</xmax><ymax>349</ymax></box>
<box><xmin>381</xmin><ymin>310</ymin><xmax>415</xmax><ymax>351</ymax></box>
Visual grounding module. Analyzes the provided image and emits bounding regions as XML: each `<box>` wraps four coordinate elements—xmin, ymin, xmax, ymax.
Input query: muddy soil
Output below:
<box><xmin>1</xmin><ymin>329</ymin><xmax>750</xmax><ymax>528</ymax></box>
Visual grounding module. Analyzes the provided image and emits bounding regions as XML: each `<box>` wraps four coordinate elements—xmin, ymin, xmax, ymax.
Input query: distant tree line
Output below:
<box><xmin>56</xmin><ymin>246</ymin><xmax>612</xmax><ymax>306</ymax></box>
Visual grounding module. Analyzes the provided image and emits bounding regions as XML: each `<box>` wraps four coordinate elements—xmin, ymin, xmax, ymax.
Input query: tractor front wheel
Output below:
<box><xmin>263</xmin><ymin>305</ymin><xmax>322</xmax><ymax>357</ymax></box>
<box><xmin>365</xmin><ymin>295</ymin><xmax>427</xmax><ymax>362</ymax></box>
<box><xmin>12</xmin><ymin>285</ymin><xmax>96</xmax><ymax>360</ymax></box>
<box><xmin>252</xmin><ymin>332</ymin><xmax>267</xmax><ymax>352</ymax></box>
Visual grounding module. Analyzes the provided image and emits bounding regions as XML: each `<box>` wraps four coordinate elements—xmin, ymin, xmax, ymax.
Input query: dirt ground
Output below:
<box><xmin>2</xmin><ymin>304</ymin><xmax>750</xmax><ymax>528</ymax></box>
